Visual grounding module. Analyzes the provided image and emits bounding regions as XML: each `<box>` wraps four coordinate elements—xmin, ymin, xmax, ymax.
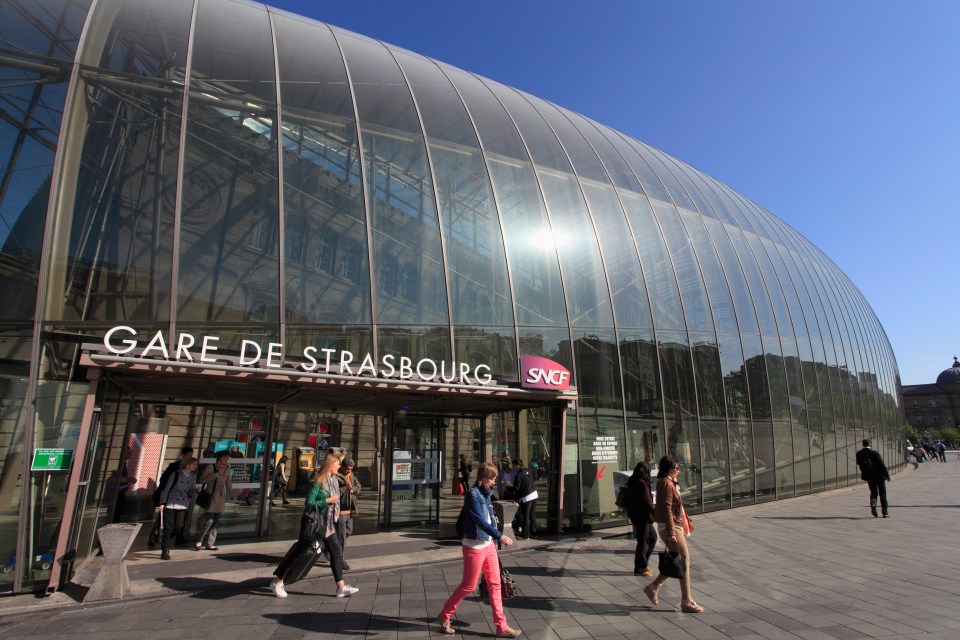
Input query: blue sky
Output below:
<box><xmin>270</xmin><ymin>0</ymin><xmax>958</xmax><ymax>386</ymax></box>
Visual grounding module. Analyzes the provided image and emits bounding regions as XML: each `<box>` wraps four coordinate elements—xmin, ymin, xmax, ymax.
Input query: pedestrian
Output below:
<box><xmin>438</xmin><ymin>461</ymin><xmax>521</xmax><ymax>638</ymax></box>
<box><xmin>936</xmin><ymin>441</ymin><xmax>947</xmax><ymax>463</ymax></box>
<box><xmin>157</xmin><ymin>456</ymin><xmax>198</xmax><ymax>560</ymax></box>
<box><xmin>458</xmin><ymin>454</ymin><xmax>472</xmax><ymax>493</ymax></box>
<box><xmin>195</xmin><ymin>450</ymin><xmax>234</xmax><ymax>551</ymax></box>
<box><xmin>272</xmin><ymin>454</ymin><xmax>290</xmax><ymax>505</ymax></box>
<box><xmin>336</xmin><ymin>457</ymin><xmax>361</xmax><ymax>571</ymax></box>
<box><xmin>643</xmin><ymin>455</ymin><xmax>704</xmax><ymax>613</ymax></box>
<box><xmin>111</xmin><ymin>446</ymin><xmax>137</xmax><ymax>523</ymax></box>
<box><xmin>153</xmin><ymin>446</ymin><xmax>194</xmax><ymax>545</ymax></box>
<box><xmin>627</xmin><ymin>460</ymin><xmax>658</xmax><ymax>576</ymax></box>
<box><xmin>497</xmin><ymin>461</ymin><xmax>516</xmax><ymax>501</ymax></box>
<box><xmin>511</xmin><ymin>458</ymin><xmax>538</xmax><ymax>539</ymax></box>
<box><xmin>270</xmin><ymin>454</ymin><xmax>359</xmax><ymax>598</ymax></box>
<box><xmin>855</xmin><ymin>438</ymin><xmax>890</xmax><ymax>518</ymax></box>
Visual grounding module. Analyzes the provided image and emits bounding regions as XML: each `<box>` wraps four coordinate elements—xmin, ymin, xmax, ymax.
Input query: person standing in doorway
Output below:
<box><xmin>272</xmin><ymin>454</ymin><xmax>290</xmax><ymax>506</ymax></box>
<box><xmin>627</xmin><ymin>460</ymin><xmax>658</xmax><ymax>576</ymax></box>
<box><xmin>158</xmin><ymin>457</ymin><xmax>198</xmax><ymax>559</ymax></box>
<box><xmin>512</xmin><ymin>459</ymin><xmax>538</xmax><ymax>539</ymax></box>
<box><xmin>112</xmin><ymin>446</ymin><xmax>137</xmax><ymax>523</ymax></box>
<box><xmin>336</xmin><ymin>457</ymin><xmax>361</xmax><ymax>570</ymax></box>
<box><xmin>855</xmin><ymin>439</ymin><xmax>890</xmax><ymax>518</ymax></box>
<box><xmin>196</xmin><ymin>450</ymin><xmax>234</xmax><ymax>550</ymax></box>
<box><xmin>438</xmin><ymin>461</ymin><xmax>521</xmax><ymax>637</ymax></box>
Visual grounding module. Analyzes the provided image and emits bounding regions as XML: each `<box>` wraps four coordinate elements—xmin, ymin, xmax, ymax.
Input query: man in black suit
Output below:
<box><xmin>855</xmin><ymin>439</ymin><xmax>890</xmax><ymax>518</ymax></box>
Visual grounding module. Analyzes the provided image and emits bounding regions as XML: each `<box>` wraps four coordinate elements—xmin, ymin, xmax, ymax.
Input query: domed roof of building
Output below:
<box><xmin>936</xmin><ymin>357</ymin><xmax>960</xmax><ymax>387</ymax></box>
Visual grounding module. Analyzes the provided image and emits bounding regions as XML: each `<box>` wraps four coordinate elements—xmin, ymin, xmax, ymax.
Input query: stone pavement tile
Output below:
<box><xmin>817</xmin><ymin>625</ymin><xmax>871</xmax><ymax>640</ymax></box>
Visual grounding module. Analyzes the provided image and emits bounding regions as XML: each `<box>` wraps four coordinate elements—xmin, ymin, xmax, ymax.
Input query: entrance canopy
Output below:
<box><xmin>79</xmin><ymin>343</ymin><xmax>577</xmax><ymax>416</ymax></box>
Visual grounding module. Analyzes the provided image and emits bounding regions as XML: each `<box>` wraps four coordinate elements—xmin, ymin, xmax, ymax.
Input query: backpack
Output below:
<box><xmin>858</xmin><ymin>452</ymin><xmax>875</xmax><ymax>479</ymax></box>
<box><xmin>615</xmin><ymin>484</ymin><xmax>630</xmax><ymax>510</ymax></box>
<box><xmin>455</xmin><ymin>504</ymin><xmax>467</xmax><ymax>538</ymax></box>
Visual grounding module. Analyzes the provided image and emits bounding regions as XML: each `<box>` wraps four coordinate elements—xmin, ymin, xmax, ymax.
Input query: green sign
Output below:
<box><xmin>31</xmin><ymin>448</ymin><xmax>73</xmax><ymax>472</ymax></box>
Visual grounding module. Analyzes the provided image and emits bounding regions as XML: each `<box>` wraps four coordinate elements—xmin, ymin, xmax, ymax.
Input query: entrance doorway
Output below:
<box><xmin>386</xmin><ymin>416</ymin><xmax>443</xmax><ymax>527</ymax></box>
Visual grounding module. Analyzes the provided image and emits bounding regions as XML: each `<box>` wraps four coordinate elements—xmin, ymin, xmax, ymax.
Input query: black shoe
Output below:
<box><xmin>882</xmin><ymin>513</ymin><xmax>889</xmax><ymax>518</ymax></box>
<box><xmin>161</xmin><ymin>550</ymin><xmax>171</xmax><ymax>560</ymax></box>
<box><xmin>870</xmin><ymin>506</ymin><xmax>878</xmax><ymax>518</ymax></box>
<box><xmin>342</xmin><ymin>561</ymin><xmax>351</xmax><ymax>570</ymax></box>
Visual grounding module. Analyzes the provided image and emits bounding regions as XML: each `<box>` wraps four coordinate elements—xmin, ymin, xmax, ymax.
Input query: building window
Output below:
<box><xmin>929</xmin><ymin>400</ymin><xmax>937</xmax><ymax>407</ymax></box>
<box><xmin>912</xmin><ymin>401</ymin><xmax>919</xmax><ymax>408</ymax></box>
<box><xmin>314</xmin><ymin>233</ymin><xmax>334</xmax><ymax>274</ymax></box>
<box><xmin>934</xmin><ymin>415</ymin><xmax>942</xmax><ymax>426</ymax></box>
<box><xmin>248</xmin><ymin>208</ymin><xmax>275</xmax><ymax>255</ymax></box>
<box><xmin>339</xmin><ymin>242</ymin><xmax>359</xmax><ymax>283</ymax></box>
<box><xmin>916</xmin><ymin>415</ymin><xmax>924</xmax><ymax>426</ymax></box>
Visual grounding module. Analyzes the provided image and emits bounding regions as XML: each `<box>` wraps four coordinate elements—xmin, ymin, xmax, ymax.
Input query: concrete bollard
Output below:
<box><xmin>493</xmin><ymin>500</ymin><xmax>519</xmax><ymax>536</ymax></box>
<box><xmin>84</xmin><ymin>523</ymin><xmax>141</xmax><ymax>601</ymax></box>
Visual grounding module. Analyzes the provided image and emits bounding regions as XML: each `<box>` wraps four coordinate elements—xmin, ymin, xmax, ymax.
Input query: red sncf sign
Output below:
<box><xmin>520</xmin><ymin>355</ymin><xmax>571</xmax><ymax>391</ymax></box>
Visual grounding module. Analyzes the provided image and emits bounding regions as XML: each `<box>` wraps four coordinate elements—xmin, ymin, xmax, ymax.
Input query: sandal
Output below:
<box><xmin>681</xmin><ymin>601</ymin><xmax>704</xmax><ymax>614</ymax></box>
<box><xmin>438</xmin><ymin>618</ymin><xmax>455</xmax><ymax>635</ymax></box>
<box><xmin>643</xmin><ymin>584</ymin><xmax>659</xmax><ymax>606</ymax></box>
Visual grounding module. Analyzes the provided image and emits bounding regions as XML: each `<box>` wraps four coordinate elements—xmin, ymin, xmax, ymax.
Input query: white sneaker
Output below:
<box><xmin>336</xmin><ymin>584</ymin><xmax>359</xmax><ymax>598</ymax></box>
<box><xmin>270</xmin><ymin>578</ymin><xmax>287</xmax><ymax>598</ymax></box>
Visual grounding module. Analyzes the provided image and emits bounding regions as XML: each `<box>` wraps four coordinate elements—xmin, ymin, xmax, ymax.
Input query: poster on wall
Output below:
<box><xmin>127</xmin><ymin>432</ymin><xmax>168</xmax><ymax>497</ymax></box>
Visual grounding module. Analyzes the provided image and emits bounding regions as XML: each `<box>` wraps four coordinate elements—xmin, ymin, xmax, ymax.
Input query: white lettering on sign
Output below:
<box><xmin>591</xmin><ymin>436</ymin><xmax>619</xmax><ymax>462</ymax></box>
<box><xmin>525</xmin><ymin>368</ymin><xmax>570</xmax><ymax>386</ymax></box>
<box><xmin>102</xmin><ymin>326</ymin><xmax>496</xmax><ymax>387</ymax></box>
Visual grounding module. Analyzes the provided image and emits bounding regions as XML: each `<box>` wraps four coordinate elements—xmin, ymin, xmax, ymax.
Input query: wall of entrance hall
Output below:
<box><xmin>70</xmin><ymin>395</ymin><xmax>559</xmax><ymax>570</ymax></box>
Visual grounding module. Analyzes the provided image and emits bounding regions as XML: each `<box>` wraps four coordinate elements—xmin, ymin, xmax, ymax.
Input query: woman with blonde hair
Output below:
<box><xmin>270</xmin><ymin>453</ymin><xmax>358</xmax><ymax>598</ymax></box>
<box><xmin>438</xmin><ymin>461</ymin><xmax>521</xmax><ymax>637</ymax></box>
<box><xmin>643</xmin><ymin>455</ymin><xmax>703</xmax><ymax>613</ymax></box>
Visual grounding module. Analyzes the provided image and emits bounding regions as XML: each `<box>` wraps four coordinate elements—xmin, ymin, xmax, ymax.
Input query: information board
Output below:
<box><xmin>31</xmin><ymin>448</ymin><xmax>73</xmax><ymax>472</ymax></box>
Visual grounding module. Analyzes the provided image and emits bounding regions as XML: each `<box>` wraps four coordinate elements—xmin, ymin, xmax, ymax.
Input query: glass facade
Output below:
<box><xmin>0</xmin><ymin>0</ymin><xmax>904</xmax><ymax>594</ymax></box>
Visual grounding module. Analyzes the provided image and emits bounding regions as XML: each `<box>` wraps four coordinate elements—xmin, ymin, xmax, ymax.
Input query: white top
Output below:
<box><xmin>462</xmin><ymin>508</ymin><xmax>493</xmax><ymax>549</ymax></box>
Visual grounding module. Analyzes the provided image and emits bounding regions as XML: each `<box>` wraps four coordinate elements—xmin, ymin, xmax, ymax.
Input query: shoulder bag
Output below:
<box><xmin>658</xmin><ymin>550</ymin><xmax>686</xmax><ymax>579</ymax></box>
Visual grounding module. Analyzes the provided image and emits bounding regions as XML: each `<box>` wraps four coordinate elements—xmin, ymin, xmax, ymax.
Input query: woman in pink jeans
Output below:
<box><xmin>438</xmin><ymin>461</ymin><xmax>522</xmax><ymax>638</ymax></box>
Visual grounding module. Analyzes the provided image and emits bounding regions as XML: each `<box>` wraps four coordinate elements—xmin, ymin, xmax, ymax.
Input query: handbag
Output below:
<box><xmin>658</xmin><ymin>550</ymin><xmax>686</xmax><ymax>579</ymax></box>
<box><xmin>147</xmin><ymin>513</ymin><xmax>162</xmax><ymax>547</ymax></box>
<box><xmin>196</xmin><ymin>488</ymin><xmax>212</xmax><ymax>509</ymax></box>
<box><xmin>479</xmin><ymin>556</ymin><xmax>516</xmax><ymax>601</ymax></box>
<box><xmin>299</xmin><ymin>504</ymin><xmax>325</xmax><ymax>540</ymax></box>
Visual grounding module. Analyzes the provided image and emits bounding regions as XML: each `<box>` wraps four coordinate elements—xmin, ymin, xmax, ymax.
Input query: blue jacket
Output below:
<box><xmin>463</xmin><ymin>484</ymin><xmax>502</xmax><ymax>542</ymax></box>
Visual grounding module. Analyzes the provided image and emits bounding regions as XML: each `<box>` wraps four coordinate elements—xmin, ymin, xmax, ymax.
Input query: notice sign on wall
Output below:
<box><xmin>31</xmin><ymin>448</ymin><xmax>74</xmax><ymax>472</ymax></box>
<box><xmin>591</xmin><ymin>436</ymin><xmax>618</xmax><ymax>463</ymax></box>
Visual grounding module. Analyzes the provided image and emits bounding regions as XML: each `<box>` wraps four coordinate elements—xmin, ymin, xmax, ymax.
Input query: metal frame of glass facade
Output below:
<box><xmin>0</xmin><ymin>0</ymin><xmax>904</xmax><ymax>594</ymax></box>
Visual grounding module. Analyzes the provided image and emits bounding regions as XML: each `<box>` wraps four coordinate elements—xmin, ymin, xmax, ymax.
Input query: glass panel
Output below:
<box><xmin>690</xmin><ymin>332</ymin><xmax>729</xmax><ymax>510</ymax></box>
<box><xmin>636</xmin><ymin>145</ymin><xmax>698</xmax><ymax>213</ymax></box>
<box><xmin>681</xmin><ymin>210</ymin><xmax>738</xmax><ymax>333</ymax></box>
<box><xmin>797</xmin><ymin>338</ymin><xmax>825</xmax><ymax>491</ymax></box>
<box><xmin>362</xmin><ymin>127</ymin><xmax>448</xmax><ymax>325</ymax></box>
<box><xmin>487</xmin><ymin>157</ymin><xmax>567</xmax><ymax>326</ymax></box>
<box><xmin>564</xmin><ymin>111</ymin><xmax>645</xmax><ymax>192</ymax></box>
<box><xmin>518</xmin><ymin>327</ymin><xmax>572</xmax><ymax>370</ymax></box>
<box><xmin>783</xmin><ymin>337</ymin><xmax>810</xmax><ymax>495</ymax></box>
<box><xmin>620</xmin><ymin>330</ymin><xmax>664</xmax><ymax>466</ymax></box>
<box><xmin>442</xmin><ymin>65</ymin><xmax>528</xmax><ymax>161</ymax></box>
<box><xmin>49</xmin><ymin>0</ymin><xmax>194</xmax><ymax>323</ymax></box>
<box><xmin>334</xmin><ymin>31</ymin><xmax>420</xmax><ymax>134</ymax></box>
<box><xmin>0</xmin><ymin>332</ymin><xmax>36</xmax><ymax>593</ymax></box>
<box><xmin>489</xmin><ymin>84</ymin><xmax>568</xmax><ymax>172</ymax></box>
<box><xmin>580</xmin><ymin>182</ymin><xmax>652</xmax><ymax>329</ymax></box>
<box><xmin>1</xmin><ymin>0</ymin><xmax>91</xmax><ymax>321</ymax></box>
<box><xmin>573</xmin><ymin>329</ymin><xmax>625</xmax><ymax>529</ymax></box>
<box><xmin>657</xmin><ymin>331</ymin><xmax>701</xmax><ymax>511</ymax></box>
<box><xmin>718</xmin><ymin>333</ymin><xmax>754</xmax><ymax>505</ymax></box>
<box><xmin>763</xmin><ymin>336</ymin><xmax>794</xmax><ymax>496</ymax></box>
<box><xmin>178</xmin><ymin>0</ymin><xmax>280</xmax><ymax>323</ymax></box>
<box><xmin>377</xmin><ymin>326</ymin><xmax>451</xmax><ymax>364</ymax></box>
<box><xmin>285</xmin><ymin>326</ymin><xmax>373</xmax><ymax>368</ymax></box>
<box><xmin>746</xmin><ymin>233</ymin><xmax>792</xmax><ymax>337</ymax></box>
<box><xmin>725</xmin><ymin>225</ymin><xmax>777</xmax><ymax>336</ymax></box>
<box><xmin>430</xmin><ymin>143</ymin><xmax>512</xmax><ymax>325</ymax></box>
<box><xmin>702</xmin><ymin>217</ymin><xmax>759</xmax><ymax>335</ymax></box>
<box><xmin>533</xmin><ymin>102</ymin><xmax>609</xmax><ymax>182</ymax></box>
<box><xmin>604</xmin><ymin>132</ymin><xmax>672</xmax><ymax>203</ymax></box>
<box><xmin>742</xmin><ymin>335</ymin><xmax>774</xmax><ymax>499</ymax></box>
<box><xmin>618</xmin><ymin>190</ymin><xmax>684</xmax><ymax>330</ymax></box>
<box><xmin>452</xmin><ymin>326</ymin><xmax>517</xmax><ymax>382</ymax></box>
<box><xmin>275</xmin><ymin>14</ymin><xmax>371</xmax><ymax>325</ymax></box>
<box><xmin>536</xmin><ymin>170</ymin><xmax>612</xmax><ymax>327</ymax></box>
<box><xmin>653</xmin><ymin>201</ymin><xmax>713</xmax><ymax>331</ymax></box>
<box><xmin>394</xmin><ymin>51</ymin><xmax>477</xmax><ymax>148</ymax></box>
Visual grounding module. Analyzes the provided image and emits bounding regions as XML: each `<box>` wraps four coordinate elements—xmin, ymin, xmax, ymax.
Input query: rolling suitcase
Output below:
<box><xmin>278</xmin><ymin>538</ymin><xmax>323</xmax><ymax>585</ymax></box>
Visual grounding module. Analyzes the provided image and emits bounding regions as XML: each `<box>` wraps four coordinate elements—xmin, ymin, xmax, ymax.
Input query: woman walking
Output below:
<box><xmin>157</xmin><ymin>456</ymin><xmax>197</xmax><ymax>559</ymax></box>
<box><xmin>643</xmin><ymin>456</ymin><xmax>704</xmax><ymax>613</ymax></box>
<box><xmin>195</xmin><ymin>450</ymin><xmax>234</xmax><ymax>551</ymax></box>
<box><xmin>270</xmin><ymin>454</ymin><xmax>358</xmax><ymax>598</ymax></box>
<box><xmin>626</xmin><ymin>460</ymin><xmax>657</xmax><ymax>576</ymax></box>
<box><xmin>438</xmin><ymin>461</ymin><xmax>521</xmax><ymax>637</ymax></box>
<box><xmin>272</xmin><ymin>454</ymin><xmax>290</xmax><ymax>505</ymax></box>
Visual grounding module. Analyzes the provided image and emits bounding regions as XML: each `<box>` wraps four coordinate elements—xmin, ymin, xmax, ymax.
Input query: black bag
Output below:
<box><xmin>299</xmin><ymin>505</ymin><xmax>325</xmax><ymax>540</ymax></box>
<box><xmin>147</xmin><ymin>513</ymin><xmax>162</xmax><ymax>547</ymax></box>
<box><xmin>196</xmin><ymin>488</ymin><xmax>212</xmax><ymax>509</ymax></box>
<box><xmin>278</xmin><ymin>538</ymin><xmax>323</xmax><ymax>585</ymax></box>
<box><xmin>615</xmin><ymin>485</ymin><xmax>630</xmax><ymax>509</ymax></box>
<box><xmin>479</xmin><ymin>556</ymin><xmax>516</xmax><ymax>601</ymax></box>
<box><xmin>658</xmin><ymin>550</ymin><xmax>686</xmax><ymax>579</ymax></box>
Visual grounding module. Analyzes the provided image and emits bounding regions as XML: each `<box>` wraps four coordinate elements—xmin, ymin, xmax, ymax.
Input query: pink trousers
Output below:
<box><xmin>439</xmin><ymin>543</ymin><xmax>508</xmax><ymax>631</ymax></box>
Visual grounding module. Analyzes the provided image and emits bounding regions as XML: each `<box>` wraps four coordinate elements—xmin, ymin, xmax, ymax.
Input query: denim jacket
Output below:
<box><xmin>463</xmin><ymin>484</ymin><xmax>502</xmax><ymax>542</ymax></box>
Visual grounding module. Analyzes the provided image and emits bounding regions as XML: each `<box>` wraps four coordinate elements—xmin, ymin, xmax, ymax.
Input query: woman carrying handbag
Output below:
<box><xmin>643</xmin><ymin>455</ymin><xmax>704</xmax><ymax>614</ymax></box>
<box><xmin>438</xmin><ymin>461</ymin><xmax>522</xmax><ymax>637</ymax></box>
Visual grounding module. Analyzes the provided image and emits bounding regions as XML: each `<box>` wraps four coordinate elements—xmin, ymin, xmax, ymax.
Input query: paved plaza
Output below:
<box><xmin>2</xmin><ymin>460</ymin><xmax>958</xmax><ymax>639</ymax></box>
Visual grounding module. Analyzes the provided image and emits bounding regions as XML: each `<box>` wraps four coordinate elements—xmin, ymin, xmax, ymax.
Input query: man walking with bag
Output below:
<box><xmin>855</xmin><ymin>439</ymin><xmax>890</xmax><ymax>518</ymax></box>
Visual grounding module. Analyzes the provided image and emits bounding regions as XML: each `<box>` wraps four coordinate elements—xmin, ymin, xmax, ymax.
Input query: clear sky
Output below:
<box><xmin>269</xmin><ymin>0</ymin><xmax>959</xmax><ymax>386</ymax></box>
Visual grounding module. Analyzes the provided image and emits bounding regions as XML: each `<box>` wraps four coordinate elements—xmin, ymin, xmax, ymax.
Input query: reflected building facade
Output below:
<box><xmin>0</xmin><ymin>0</ymin><xmax>903</xmax><ymax>594</ymax></box>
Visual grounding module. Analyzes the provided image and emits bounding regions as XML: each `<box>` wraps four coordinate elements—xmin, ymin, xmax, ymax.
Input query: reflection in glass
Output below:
<box><xmin>718</xmin><ymin>333</ymin><xmax>754</xmax><ymax>504</ymax></box>
<box><xmin>690</xmin><ymin>333</ymin><xmax>730</xmax><ymax>509</ymax></box>
<box><xmin>377</xmin><ymin>326</ymin><xmax>451</xmax><ymax>365</ymax></box>
<box><xmin>620</xmin><ymin>330</ymin><xmax>664</xmax><ymax>466</ymax></box>
<box><xmin>742</xmin><ymin>335</ymin><xmax>775</xmax><ymax>499</ymax></box>
<box><xmin>657</xmin><ymin>331</ymin><xmax>702</xmax><ymax>511</ymax></box>
<box><xmin>453</xmin><ymin>326</ymin><xmax>516</xmax><ymax>382</ymax></box>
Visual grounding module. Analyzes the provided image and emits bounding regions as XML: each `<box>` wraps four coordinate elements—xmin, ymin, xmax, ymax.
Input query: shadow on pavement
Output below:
<box><xmin>262</xmin><ymin>611</ymin><xmax>444</xmax><ymax>636</ymax></box>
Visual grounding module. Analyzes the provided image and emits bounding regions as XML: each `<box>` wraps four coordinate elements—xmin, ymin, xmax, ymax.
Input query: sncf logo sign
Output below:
<box><xmin>520</xmin><ymin>355</ymin><xmax>571</xmax><ymax>391</ymax></box>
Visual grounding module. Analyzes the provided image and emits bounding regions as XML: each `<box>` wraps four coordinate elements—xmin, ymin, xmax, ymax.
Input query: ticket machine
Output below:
<box><xmin>289</xmin><ymin>447</ymin><xmax>315</xmax><ymax>493</ymax></box>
